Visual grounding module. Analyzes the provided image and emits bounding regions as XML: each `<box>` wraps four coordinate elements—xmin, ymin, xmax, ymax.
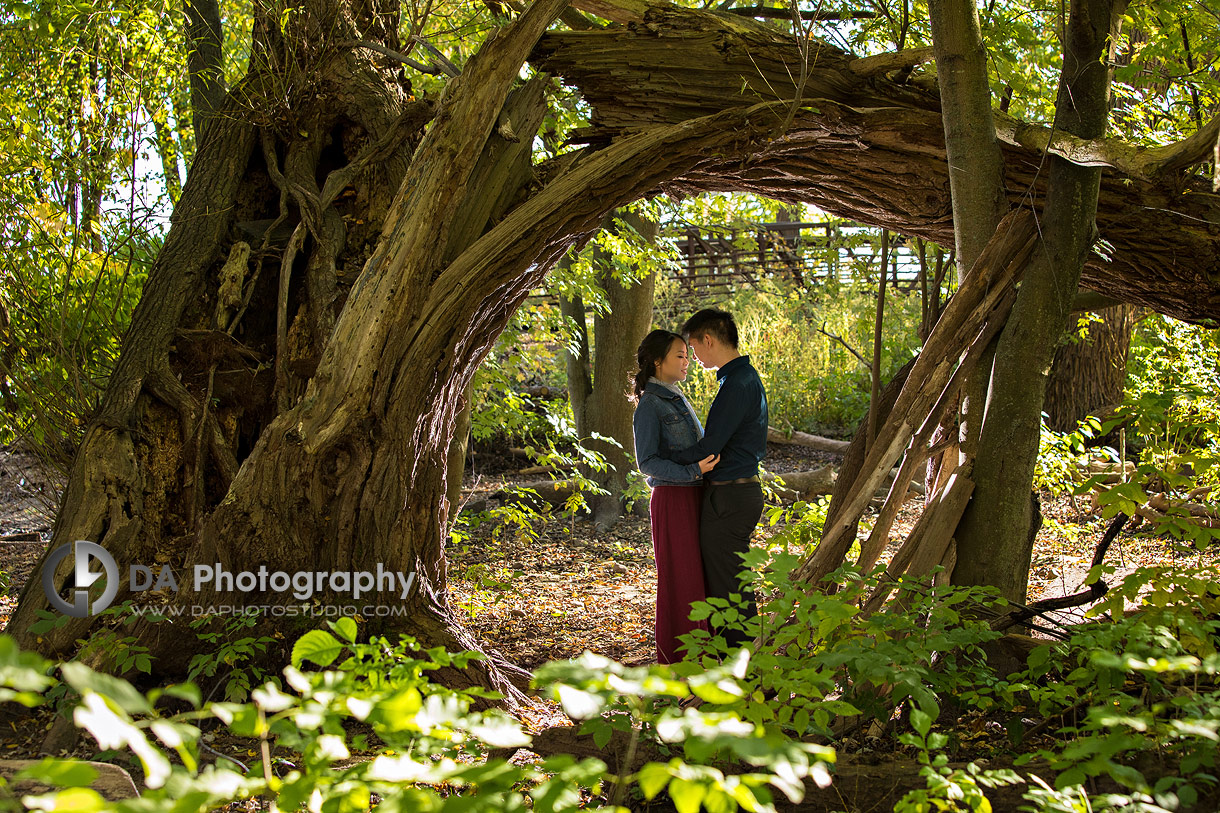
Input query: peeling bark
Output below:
<box><xmin>533</xmin><ymin>3</ymin><xmax>1220</xmax><ymax>323</ymax></box>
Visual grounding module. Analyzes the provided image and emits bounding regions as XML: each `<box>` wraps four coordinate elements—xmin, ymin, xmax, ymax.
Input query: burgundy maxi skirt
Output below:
<box><xmin>650</xmin><ymin>485</ymin><xmax>708</xmax><ymax>664</ymax></box>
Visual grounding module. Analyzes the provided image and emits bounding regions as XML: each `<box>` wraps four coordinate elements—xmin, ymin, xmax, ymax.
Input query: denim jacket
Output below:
<box><xmin>633</xmin><ymin>381</ymin><xmax>705</xmax><ymax>487</ymax></box>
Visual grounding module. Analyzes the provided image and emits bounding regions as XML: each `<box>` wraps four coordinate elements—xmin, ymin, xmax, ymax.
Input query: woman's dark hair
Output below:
<box><xmin>631</xmin><ymin>329</ymin><xmax>685</xmax><ymax>400</ymax></box>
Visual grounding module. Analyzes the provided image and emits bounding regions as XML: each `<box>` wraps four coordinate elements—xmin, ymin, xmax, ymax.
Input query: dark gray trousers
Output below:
<box><xmin>699</xmin><ymin>481</ymin><xmax>764</xmax><ymax>648</ymax></box>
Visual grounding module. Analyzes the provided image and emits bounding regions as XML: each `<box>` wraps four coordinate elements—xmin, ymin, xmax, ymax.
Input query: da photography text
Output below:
<box><xmin>42</xmin><ymin>540</ymin><xmax>416</xmax><ymax>618</ymax></box>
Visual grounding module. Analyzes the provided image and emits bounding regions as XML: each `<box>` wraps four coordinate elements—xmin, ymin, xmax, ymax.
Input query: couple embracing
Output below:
<box><xmin>631</xmin><ymin>308</ymin><xmax>768</xmax><ymax>663</ymax></box>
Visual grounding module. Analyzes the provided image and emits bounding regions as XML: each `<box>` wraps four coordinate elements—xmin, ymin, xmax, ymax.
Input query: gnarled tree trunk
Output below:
<box><xmin>13</xmin><ymin>0</ymin><xmax>800</xmax><ymax>693</ymax></box>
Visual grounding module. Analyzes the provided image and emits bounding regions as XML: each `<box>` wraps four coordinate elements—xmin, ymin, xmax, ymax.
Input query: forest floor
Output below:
<box><xmin>0</xmin><ymin>439</ymin><xmax>1217</xmax><ymax>779</ymax></box>
<box><xmin>446</xmin><ymin>439</ymin><xmax>1217</xmax><ymax>671</ymax></box>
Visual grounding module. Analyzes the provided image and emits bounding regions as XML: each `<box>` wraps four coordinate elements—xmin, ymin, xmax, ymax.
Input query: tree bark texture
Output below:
<box><xmin>533</xmin><ymin>2</ymin><xmax>1220</xmax><ymax>323</ymax></box>
<box><xmin>953</xmin><ymin>0</ymin><xmax>1127</xmax><ymax>601</ymax></box>
<box><xmin>586</xmin><ymin>213</ymin><xmax>658</xmax><ymax>527</ymax></box>
<box><xmin>16</xmin><ymin>0</ymin><xmax>816</xmax><ymax>691</ymax></box>
<box><xmin>1042</xmin><ymin>304</ymin><xmax>1135</xmax><ymax>431</ymax></box>
<box><xmin>926</xmin><ymin>0</ymin><xmax>1007</xmax><ymax>275</ymax></box>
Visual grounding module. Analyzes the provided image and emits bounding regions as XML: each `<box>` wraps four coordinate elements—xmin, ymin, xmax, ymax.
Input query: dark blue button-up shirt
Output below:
<box><xmin>665</xmin><ymin>355</ymin><xmax>768</xmax><ymax>481</ymax></box>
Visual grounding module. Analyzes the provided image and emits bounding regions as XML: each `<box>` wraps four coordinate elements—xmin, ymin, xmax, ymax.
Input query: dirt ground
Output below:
<box><xmin>1</xmin><ymin>439</ymin><xmax>1216</xmax><ymax>763</ymax></box>
<box><xmin>3</xmin><ymin>438</ymin><xmax>1213</xmax><ymax>660</ymax></box>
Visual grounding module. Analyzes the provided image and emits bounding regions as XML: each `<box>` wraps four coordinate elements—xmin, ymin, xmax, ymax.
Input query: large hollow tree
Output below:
<box><xmin>9</xmin><ymin>0</ymin><xmax>798</xmax><ymax>693</ymax></box>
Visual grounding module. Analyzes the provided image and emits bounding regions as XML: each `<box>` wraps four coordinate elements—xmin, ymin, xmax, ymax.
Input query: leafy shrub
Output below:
<box><xmin>0</xmin><ymin>620</ymin><xmax>836</xmax><ymax>813</ymax></box>
<box><xmin>1006</xmin><ymin>567</ymin><xmax>1220</xmax><ymax>808</ymax></box>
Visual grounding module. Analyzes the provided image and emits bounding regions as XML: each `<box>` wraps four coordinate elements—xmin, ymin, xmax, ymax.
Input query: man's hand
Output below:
<box><xmin>698</xmin><ymin>454</ymin><xmax>720</xmax><ymax>474</ymax></box>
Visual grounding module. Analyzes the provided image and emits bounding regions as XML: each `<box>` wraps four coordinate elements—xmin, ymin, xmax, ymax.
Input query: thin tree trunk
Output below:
<box><xmin>586</xmin><ymin>212</ymin><xmax>657</xmax><ymax>528</ymax></box>
<box><xmin>446</xmin><ymin>380</ymin><xmax>474</xmax><ymax>522</ymax></box>
<box><xmin>561</xmin><ymin>273</ymin><xmax>593</xmax><ymax>436</ymax></box>
<box><xmin>867</xmin><ymin>230</ymin><xmax>889</xmax><ymax>447</ymax></box>
<box><xmin>183</xmin><ymin>0</ymin><xmax>225</xmax><ymax>140</ymax></box>
<box><xmin>927</xmin><ymin>0</ymin><xmax>1009</xmax><ymax>474</ymax></box>
<box><xmin>927</xmin><ymin>0</ymin><xmax>1007</xmax><ymax>275</ymax></box>
<box><xmin>954</xmin><ymin>0</ymin><xmax>1127</xmax><ymax>601</ymax></box>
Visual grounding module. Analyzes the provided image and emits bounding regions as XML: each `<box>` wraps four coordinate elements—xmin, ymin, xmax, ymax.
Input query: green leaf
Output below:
<box><xmin>689</xmin><ymin>676</ymin><xmax>744</xmax><ymax>705</ymax></box>
<box><xmin>60</xmin><ymin>662</ymin><xmax>150</xmax><ymax>715</ymax></box>
<box><xmin>554</xmin><ymin>685</ymin><xmax>603</xmax><ymax>719</ymax></box>
<box><xmin>669</xmin><ymin>777</ymin><xmax>707</xmax><ymax>813</ymax></box>
<box><xmin>161</xmin><ymin>683</ymin><xmax>202</xmax><ymax>708</ymax></box>
<box><xmin>292</xmin><ymin>630</ymin><xmax>344</xmax><ymax>668</ymax></box>
<box><xmin>468</xmin><ymin>714</ymin><xmax>532</xmax><ymax>748</ymax></box>
<box><xmin>909</xmin><ymin>707</ymin><xmax>932</xmax><ymax>738</ymax></box>
<box><xmin>329</xmin><ymin>617</ymin><xmax>358</xmax><ymax>643</ymax></box>
<box><xmin>637</xmin><ymin>762</ymin><xmax>672</xmax><ymax>800</ymax></box>
<box><xmin>21</xmin><ymin>788</ymin><xmax>106</xmax><ymax>813</ymax></box>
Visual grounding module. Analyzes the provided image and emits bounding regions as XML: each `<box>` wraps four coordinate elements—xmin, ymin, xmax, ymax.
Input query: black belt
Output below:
<box><xmin>708</xmin><ymin>476</ymin><xmax>760</xmax><ymax>485</ymax></box>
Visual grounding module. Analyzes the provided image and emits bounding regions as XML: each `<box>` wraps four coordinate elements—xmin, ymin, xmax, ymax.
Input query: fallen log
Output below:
<box><xmin>768</xmin><ymin>467</ymin><xmax>924</xmax><ymax>503</ymax></box>
<box><xmin>518</xmin><ymin>725</ymin><xmax>1114</xmax><ymax>812</ymax></box>
<box><xmin>1088</xmin><ymin>490</ymin><xmax>1220</xmax><ymax>530</ymax></box>
<box><xmin>767</xmin><ymin>427</ymin><xmax>851</xmax><ymax>454</ymax></box>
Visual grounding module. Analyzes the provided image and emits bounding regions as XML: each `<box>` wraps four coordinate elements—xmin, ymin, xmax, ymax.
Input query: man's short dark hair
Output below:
<box><xmin>682</xmin><ymin>308</ymin><xmax>738</xmax><ymax>349</ymax></box>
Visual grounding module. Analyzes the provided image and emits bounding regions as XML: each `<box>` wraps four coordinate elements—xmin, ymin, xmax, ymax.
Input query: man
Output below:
<box><xmin>662</xmin><ymin>308</ymin><xmax>767</xmax><ymax>649</ymax></box>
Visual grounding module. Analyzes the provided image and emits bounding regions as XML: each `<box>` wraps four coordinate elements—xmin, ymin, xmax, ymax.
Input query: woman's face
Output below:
<box><xmin>654</xmin><ymin>337</ymin><xmax>690</xmax><ymax>384</ymax></box>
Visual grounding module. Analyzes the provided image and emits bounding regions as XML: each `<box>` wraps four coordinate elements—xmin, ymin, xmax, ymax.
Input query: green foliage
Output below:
<box><xmin>1035</xmin><ymin>316</ymin><xmax>1220</xmax><ymax>549</ymax></box>
<box><xmin>0</xmin><ymin>625</ymin><xmax>838</xmax><ymax>813</ymax></box>
<box><xmin>186</xmin><ymin>614</ymin><xmax>276</xmax><ymax>702</ymax></box>
<box><xmin>1001</xmin><ymin>567</ymin><xmax>1220</xmax><ymax>807</ymax></box>
<box><xmin>0</xmin><ymin>0</ymin><xmax>182</xmax><ymax>464</ymax></box>
<box><xmin>896</xmin><ymin>714</ymin><xmax>1024</xmax><ymax>813</ymax></box>
<box><xmin>537</xmin><ymin>651</ymin><xmax>835</xmax><ymax>811</ymax></box>
<box><xmin>671</xmin><ymin>519</ymin><xmax>1008</xmax><ymax>743</ymax></box>
<box><xmin>1034</xmin><ymin>415</ymin><xmax>1115</xmax><ymax>497</ymax></box>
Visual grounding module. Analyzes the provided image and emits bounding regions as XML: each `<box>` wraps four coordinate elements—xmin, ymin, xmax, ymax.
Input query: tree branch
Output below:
<box><xmin>1144</xmin><ymin>112</ymin><xmax>1220</xmax><ymax>176</ymax></box>
<box><xmin>340</xmin><ymin>39</ymin><xmax>458</xmax><ymax>76</ymax></box>
<box><xmin>570</xmin><ymin>0</ymin><xmax>648</xmax><ymax>24</ymax></box>
<box><xmin>994</xmin><ymin>110</ymin><xmax>1220</xmax><ymax>180</ymax></box>
<box><xmin>817</xmin><ymin>322</ymin><xmax>869</xmax><ymax>367</ymax></box>
<box><xmin>726</xmin><ymin>6</ymin><xmax>878</xmax><ymax>20</ymax></box>
<box><xmin>409</xmin><ymin>34</ymin><xmax>462</xmax><ymax>78</ymax></box>
<box><xmin>848</xmin><ymin>46</ymin><xmax>935</xmax><ymax>78</ymax></box>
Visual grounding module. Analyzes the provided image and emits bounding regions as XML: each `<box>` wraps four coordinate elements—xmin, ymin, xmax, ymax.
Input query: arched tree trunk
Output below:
<box><xmin>534</xmin><ymin>2</ymin><xmax>1220</xmax><ymax>324</ymax></box>
<box><xmin>1042</xmin><ymin>304</ymin><xmax>1135</xmax><ymax>431</ymax></box>
<box><xmin>12</xmin><ymin>0</ymin><xmax>797</xmax><ymax>693</ymax></box>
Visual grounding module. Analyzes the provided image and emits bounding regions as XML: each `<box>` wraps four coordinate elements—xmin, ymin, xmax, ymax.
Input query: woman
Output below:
<box><xmin>632</xmin><ymin>329</ymin><xmax>719</xmax><ymax>664</ymax></box>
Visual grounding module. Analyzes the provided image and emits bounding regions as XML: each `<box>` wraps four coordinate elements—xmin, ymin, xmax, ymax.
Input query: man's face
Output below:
<box><xmin>688</xmin><ymin>334</ymin><xmax>714</xmax><ymax>369</ymax></box>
